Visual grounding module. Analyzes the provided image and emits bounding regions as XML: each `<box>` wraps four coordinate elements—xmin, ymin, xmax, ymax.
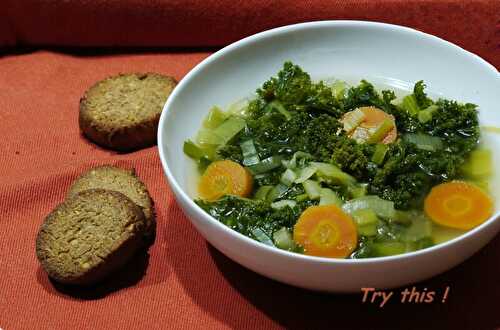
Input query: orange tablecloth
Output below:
<box><xmin>1</xmin><ymin>2</ymin><xmax>500</xmax><ymax>329</ymax></box>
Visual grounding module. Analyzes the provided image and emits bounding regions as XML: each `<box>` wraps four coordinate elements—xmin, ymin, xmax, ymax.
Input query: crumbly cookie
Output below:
<box><xmin>67</xmin><ymin>166</ymin><xmax>155</xmax><ymax>238</ymax></box>
<box><xmin>79</xmin><ymin>73</ymin><xmax>177</xmax><ymax>151</ymax></box>
<box><xmin>36</xmin><ymin>189</ymin><xmax>147</xmax><ymax>285</ymax></box>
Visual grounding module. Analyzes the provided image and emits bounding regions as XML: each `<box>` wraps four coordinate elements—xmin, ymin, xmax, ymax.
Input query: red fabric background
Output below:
<box><xmin>1</xmin><ymin>0</ymin><xmax>500</xmax><ymax>68</ymax></box>
<box><xmin>1</xmin><ymin>1</ymin><xmax>499</xmax><ymax>330</ymax></box>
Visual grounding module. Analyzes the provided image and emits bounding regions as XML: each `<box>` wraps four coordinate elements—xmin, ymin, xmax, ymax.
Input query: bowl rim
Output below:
<box><xmin>158</xmin><ymin>20</ymin><xmax>500</xmax><ymax>265</ymax></box>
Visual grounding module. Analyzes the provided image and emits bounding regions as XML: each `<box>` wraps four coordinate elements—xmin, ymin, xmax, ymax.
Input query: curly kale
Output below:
<box><xmin>330</xmin><ymin>137</ymin><xmax>375</xmax><ymax>179</ymax></box>
<box><xmin>394</xmin><ymin>82</ymin><xmax>479</xmax><ymax>155</ymax></box>
<box><xmin>216</xmin><ymin>144</ymin><xmax>243</xmax><ymax>163</ymax></box>
<box><xmin>257</xmin><ymin>61</ymin><xmax>343</xmax><ymax>116</ymax></box>
<box><xmin>302</xmin><ymin>114</ymin><xmax>341</xmax><ymax>159</ymax></box>
<box><xmin>196</xmin><ymin>196</ymin><xmax>270</xmax><ymax>236</ymax></box>
<box><xmin>339</xmin><ymin>80</ymin><xmax>397</xmax><ymax>115</ymax></box>
<box><xmin>257</xmin><ymin>61</ymin><xmax>312</xmax><ymax>105</ymax></box>
<box><xmin>196</xmin><ymin>195</ymin><xmax>308</xmax><ymax>240</ymax></box>
<box><xmin>369</xmin><ymin>141</ymin><xmax>430</xmax><ymax>208</ymax></box>
<box><xmin>342</xmin><ymin>80</ymin><xmax>382</xmax><ymax>111</ymax></box>
<box><xmin>246</xmin><ymin>111</ymin><xmax>310</xmax><ymax>159</ymax></box>
<box><xmin>413</xmin><ymin>80</ymin><xmax>433</xmax><ymax>109</ymax></box>
<box><xmin>368</xmin><ymin>99</ymin><xmax>479</xmax><ymax>209</ymax></box>
<box><xmin>303</xmin><ymin>81</ymin><xmax>342</xmax><ymax>116</ymax></box>
<box><xmin>209</xmin><ymin>62</ymin><xmax>480</xmax><ymax>212</ymax></box>
<box><xmin>422</xmin><ymin>100</ymin><xmax>479</xmax><ymax>156</ymax></box>
<box><xmin>242</xmin><ymin>109</ymin><xmax>373</xmax><ymax>181</ymax></box>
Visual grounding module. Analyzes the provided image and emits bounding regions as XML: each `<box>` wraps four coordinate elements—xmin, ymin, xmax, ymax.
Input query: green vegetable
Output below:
<box><xmin>210</xmin><ymin>66</ymin><xmax>478</xmax><ymax>212</ymax></box>
<box><xmin>294</xmin><ymin>165</ymin><xmax>317</xmax><ymax>183</ymax></box>
<box><xmin>303</xmin><ymin>115</ymin><xmax>343</xmax><ymax>161</ymax></box>
<box><xmin>432</xmin><ymin>224</ymin><xmax>465</xmax><ymax>244</ymax></box>
<box><xmin>196</xmin><ymin>196</ymin><xmax>303</xmax><ymax>240</ymax></box>
<box><xmin>196</xmin><ymin>128</ymin><xmax>224</xmax><ymax>146</ymax></box>
<box><xmin>183</xmin><ymin>140</ymin><xmax>206</xmax><ymax>160</ymax></box>
<box><xmin>356</xmin><ymin>223</ymin><xmax>378</xmax><ymax>237</ymax></box>
<box><xmin>184</xmin><ymin>140</ymin><xmax>216</xmax><ymax>170</ymax></box>
<box><xmin>251</xmin><ymin>227</ymin><xmax>275</xmax><ymax>246</ymax></box>
<box><xmin>302</xmin><ymin>179</ymin><xmax>322</xmax><ymax>200</ymax></box>
<box><xmin>267</xmin><ymin>183</ymin><xmax>289</xmax><ymax>202</ymax></box>
<box><xmin>352</xmin><ymin>209</ymin><xmax>379</xmax><ymax>236</ymax></box>
<box><xmin>342</xmin><ymin>80</ymin><xmax>395</xmax><ymax>113</ymax></box>
<box><xmin>343</xmin><ymin>108</ymin><xmax>366</xmax><ymax>133</ymax></box>
<box><xmin>418</xmin><ymin>105</ymin><xmax>439</xmax><ymax>123</ymax></box>
<box><xmin>198</xmin><ymin>156</ymin><xmax>212</xmax><ymax>171</ymax></box>
<box><xmin>370</xmin><ymin>98</ymin><xmax>480</xmax><ymax>210</ymax></box>
<box><xmin>273</xmin><ymin>227</ymin><xmax>297</xmax><ymax>251</ymax></box>
<box><xmin>214</xmin><ymin>116</ymin><xmax>246</xmax><ymax>144</ymax></box>
<box><xmin>258</xmin><ymin>61</ymin><xmax>313</xmax><ymax>106</ymax></box>
<box><xmin>403</xmin><ymin>133</ymin><xmax>443</xmax><ymax>151</ymax></box>
<box><xmin>280</xmin><ymin>168</ymin><xmax>297</xmax><ymax>186</ymax></box>
<box><xmin>227</xmin><ymin>99</ymin><xmax>249</xmax><ymax>116</ymax></box>
<box><xmin>203</xmin><ymin>106</ymin><xmax>228</xmax><ymax>129</ymax></box>
<box><xmin>295</xmin><ymin>193</ymin><xmax>309</xmax><ymax>202</ymax></box>
<box><xmin>271</xmin><ymin>200</ymin><xmax>297</xmax><ymax>209</ymax></box>
<box><xmin>399</xmin><ymin>81</ymin><xmax>433</xmax><ymax>117</ymax></box>
<box><xmin>302</xmin><ymin>114</ymin><xmax>374</xmax><ymax>179</ymax></box>
<box><xmin>330</xmin><ymin>136</ymin><xmax>373</xmax><ymax>179</ymax></box>
<box><xmin>391</xmin><ymin>210</ymin><xmax>413</xmax><ymax>225</ymax></box>
<box><xmin>265</xmin><ymin>100</ymin><xmax>292</xmax><ymax>120</ymax></box>
<box><xmin>319</xmin><ymin>188</ymin><xmax>343</xmax><ymax>207</ymax></box>
<box><xmin>367</xmin><ymin>119</ymin><xmax>394</xmax><ymax>143</ymax></box>
<box><xmin>423</xmin><ymin>100</ymin><xmax>479</xmax><ymax>157</ymax></box>
<box><xmin>197</xmin><ymin>116</ymin><xmax>246</xmax><ymax>146</ymax></box>
<box><xmin>240</xmin><ymin>139</ymin><xmax>260</xmax><ymax>166</ymax></box>
<box><xmin>189</xmin><ymin>62</ymin><xmax>484</xmax><ymax>259</ymax></box>
<box><xmin>348</xmin><ymin>184</ymin><xmax>368</xmax><ymax>198</ymax></box>
<box><xmin>283</xmin><ymin>151</ymin><xmax>313</xmax><ymax>170</ymax></box>
<box><xmin>372</xmin><ymin>242</ymin><xmax>406</xmax><ymax>256</ymax></box>
<box><xmin>247</xmin><ymin>156</ymin><xmax>283</xmax><ymax>174</ymax></box>
<box><xmin>352</xmin><ymin>209</ymin><xmax>378</xmax><ymax>226</ymax></box>
<box><xmin>460</xmin><ymin>149</ymin><xmax>492</xmax><ymax>178</ymax></box>
<box><xmin>407</xmin><ymin>238</ymin><xmax>434</xmax><ymax>251</ymax></box>
<box><xmin>400</xmin><ymin>95</ymin><xmax>420</xmax><ymax>116</ymax></box>
<box><xmin>342</xmin><ymin>195</ymin><xmax>396</xmax><ymax>219</ymax></box>
<box><xmin>371</xmin><ymin>143</ymin><xmax>388</xmax><ymax>165</ymax></box>
<box><xmin>403</xmin><ymin>215</ymin><xmax>432</xmax><ymax>242</ymax></box>
<box><xmin>413</xmin><ymin>81</ymin><xmax>433</xmax><ymax>109</ymax></box>
<box><xmin>311</xmin><ymin>162</ymin><xmax>356</xmax><ymax>186</ymax></box>
<box><xmin>254</xmin><ymin>185</ymin><xmax>273</xmax><ymax>200</ymax></box>
<box><xmin>330</xmin><ymin>80</ymin><xmax>347</xmax><ymax>100</ymax></box>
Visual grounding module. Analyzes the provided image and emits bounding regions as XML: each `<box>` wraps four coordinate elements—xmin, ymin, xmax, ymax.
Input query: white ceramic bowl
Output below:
<box><xmin>158</xmin><ymin>21</ymin><xmax>500</xmax><ymax>292</ymax></box>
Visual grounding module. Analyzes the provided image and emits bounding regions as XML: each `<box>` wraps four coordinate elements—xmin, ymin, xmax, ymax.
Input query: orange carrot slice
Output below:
<box><xmin>198</xmin><ymin>160</ymin><xmax>253</xmax><ymax>201</ymax></box>
<box><xmin>424</xmin><ymin>181</ymin><xmax>493</xmax><ymax>230</ymax></box>
<box><xmin>293</xmin><ymin>205</ymin><xmax>358</xmax><ymax>258</ymax></box>
<box><xmin>342</xmin><ymin>106</ymin><xmax>397</xmax><ymax>144</ymax></box>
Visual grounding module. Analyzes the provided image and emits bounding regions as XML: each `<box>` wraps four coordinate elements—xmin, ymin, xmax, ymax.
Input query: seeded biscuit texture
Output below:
<box><xmin>36</xmin><ymin>189</ymin><xmax>147</xmax><ymax>285</ymax></box>
<box><xmin>79</xmin><ymin>73</ymin><xmax>177</xmax><ymax>151</ymax></box>
<box><xmin>67</xmin><ymin>165</ymin><xmax>155</xmax><ymax>237</ymax></box>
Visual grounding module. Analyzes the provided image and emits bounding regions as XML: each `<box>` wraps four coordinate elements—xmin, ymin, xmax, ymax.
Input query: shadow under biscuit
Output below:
<box><xmin>37</xmin><ymin>247</ymin><xmax>150</xmax><ymax>300</ymax></box>
<box><xmin>143</xmin><ymin>219</ymin><xmax>157</xmax><ymax>247</ymax></box>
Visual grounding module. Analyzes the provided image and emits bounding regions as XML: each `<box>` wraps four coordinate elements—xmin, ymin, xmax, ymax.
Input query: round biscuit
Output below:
<box><xmin>79</xmin><ymin>73</ymin><xmax>177</xmax><ymax>151</ymax></box>
<box><xmin>67</xmin><ymin>166</ymin><xmax>155</xmax><ymax>238</ymax></box>
<box><xmin>36</xmin><ymin>189</ymin><xmax>147</xmax><ymax>285</ymax></box>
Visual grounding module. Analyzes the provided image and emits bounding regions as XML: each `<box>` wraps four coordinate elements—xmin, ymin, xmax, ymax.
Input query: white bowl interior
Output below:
<box><xmin>158</xmin><ymin>21</ymin><xmax>500</xmax><ymax>291</ymax></box>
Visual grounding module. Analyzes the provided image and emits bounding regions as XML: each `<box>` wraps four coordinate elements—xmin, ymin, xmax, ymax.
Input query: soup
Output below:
<box><xmin>183</xmin><ymin>62</ymin><xmax>493</xmax><ymax>259</ymax></box>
